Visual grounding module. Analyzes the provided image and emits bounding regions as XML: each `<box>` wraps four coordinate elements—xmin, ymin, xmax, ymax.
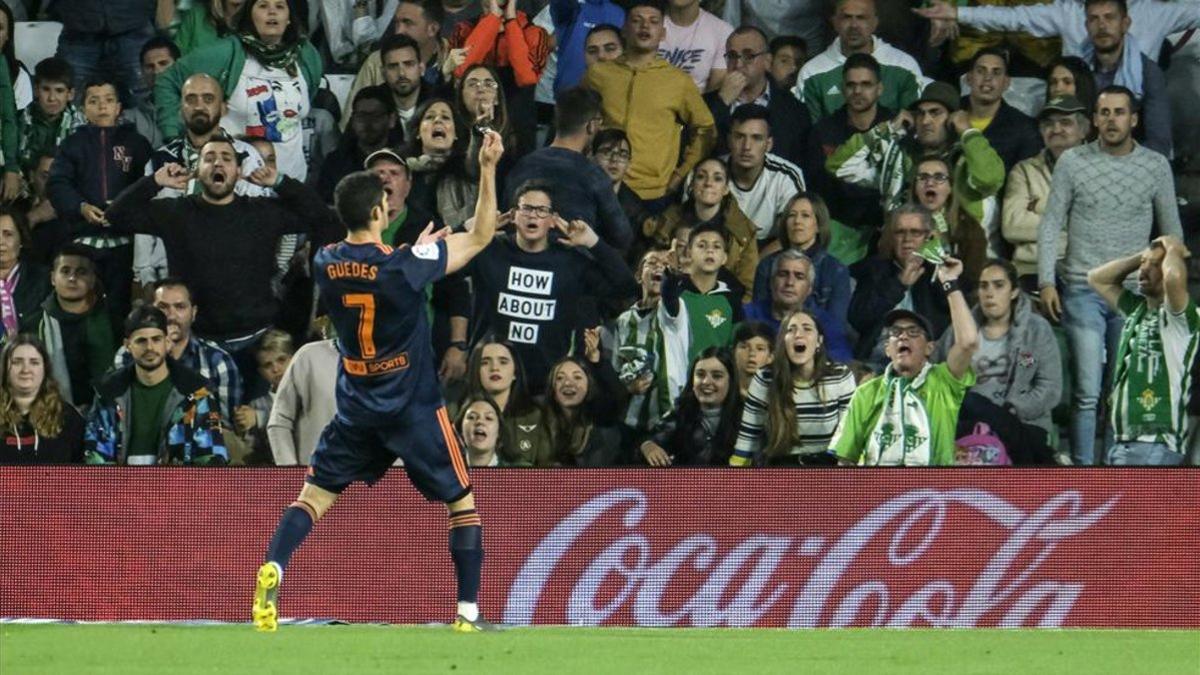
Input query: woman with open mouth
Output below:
<box><xmin>456</xmin><ymin>396</ymin><xmax>509</xmax><ymax>467</ymax></box>
<box><xmin>457</xmin><ymin>340</ymin><xmax>553</xmax><ymax>467</ymax></box>
<box><xmin>545</xmin><ymin>336</ymin><xmax>626</xmax><ymax>467</ymax></box>
<box><xmin>403</xmin><ymin>98</ymin><xmax>494</xmax><ymax>229</ymax></box>
<box><xmin>731</xmin><ymin>310</ymin><xmax>857</xmax><ymax>466</ymax></box>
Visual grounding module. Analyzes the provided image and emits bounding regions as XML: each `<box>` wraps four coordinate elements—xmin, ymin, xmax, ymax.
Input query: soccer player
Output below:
<box><xmin>251</xmin><ymin>130</ymin><xmax>505</xmax><ymax>633</ymax></box>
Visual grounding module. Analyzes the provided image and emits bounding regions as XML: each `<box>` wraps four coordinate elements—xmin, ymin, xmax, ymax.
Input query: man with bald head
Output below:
<box><xmin>792</xmin><ymin>0</ymin><xmax>928</xmax><ymax>121</ymax></box>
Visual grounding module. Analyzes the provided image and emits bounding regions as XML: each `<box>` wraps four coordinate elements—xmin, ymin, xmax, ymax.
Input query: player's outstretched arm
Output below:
<box><xmin>444</xmin><ymin>130</ymin><xmax>503</xmax><ymax>276</ymax></box>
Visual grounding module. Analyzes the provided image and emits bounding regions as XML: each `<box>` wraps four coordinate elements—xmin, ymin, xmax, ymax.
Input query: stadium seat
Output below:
<box><xmin>14</xmin><ymin>21</ymin><xmax>63</xmax><ymax>70</ymax></box>
<box><xmin>325</xmin><ymin>74</ymin><xmax>355</xmax><ymax>116</ymax></box>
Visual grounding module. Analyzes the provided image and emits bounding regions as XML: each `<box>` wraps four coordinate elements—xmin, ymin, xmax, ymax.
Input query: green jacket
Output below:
<box><xmin>0</xmin><ymin>54</ymin><xmax>19</xmax><ymax>175</ymax></box>
<box><xmin>826</xmin><ymin>124</ymin><xmax>1005</xmax><ymax>225</ymax></box>
<box><xmin>154</xmin><ymin>35</ymin><xmax>324</xmax><ymax>139</ymax></box>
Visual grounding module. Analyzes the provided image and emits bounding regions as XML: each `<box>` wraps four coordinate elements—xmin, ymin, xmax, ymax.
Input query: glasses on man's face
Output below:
<box><xmin>464</xmin><ymin>79</ymin><xmax>499</xmax><ymax>91</ymax></box>
<box><xmin>596</xmin><ymin>148</ymin><xmax>631</xmax><ymax>162</ymax></box>
<box><xmin>517</xmin><ymin>204</ymin><xmax>553</xmax><ymax>218</ymax></box>
<box><xmin>887</xmin><ymin>326</ymin><xmax>927</xmax><ymax>339</ymax></box>
<box><xmin>894</xmin><ymin>228</ymin><xmax>930</xmax><ymax>240</ymax></box>
<box><xmin>916</xmin><ymin>172</ymin><xmax>949</xmax><ymax>184</ymax></box>
<box><xmin>724</xmin><ymin>50</ymin><xmax>764</xmax><ymax>64</ymax></box>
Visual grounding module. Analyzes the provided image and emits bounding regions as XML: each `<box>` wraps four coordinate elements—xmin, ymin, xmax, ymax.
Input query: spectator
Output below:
<box><xmin>1082</xmin><ymin>0</ymin><xmax>1172</xmax><ymax>157</ymax></box>
<box><xmin>582</xmin><ymin>23</ymin><xmax>623</xmax><ymax>67</ymax></box>
<box><xmin>403</xmin><ymin>98</ymin><xmax>481</xmax><ymax>227</ymax></box>
<box><xmin>0</xmin><ymin>335</ymin><xmax>86</xmax><ymax>464</ymax></box>
<box><xmin>173</xmin><ymin>0</ymin><xmax>241</xmax><ymax>55</ymax></box>
<box><xmin>705</xmin><ymin>26</ymin><xmax>808</xmax><ymax>166</ymax></box>
<box><xmin>744</xmin><ymin>248</ymin><xmax>854</xmax><ymax>362</ymax></box>
<box><xmin>1037</xmin><ymin>85</ymin><xmax>1182</xmax><ymax>465</ymax></box>
<box><xmin>767</xmin><ymin>35</ymin><xmax>806</xmax><ymax>90</ymax></box>
<box><xmin>552</xmin><ymin>3</ymin><xmax>623</xmax><ymax>92</ymax></box>
<box><xmin>380</xmin><ymin>33</ymin><xmax>432</xmax><ymax>132</ymax></box>
<box><xmin>611</xmin><ymin>247</ymin><xmax>672</xmax><ymax>435</ymax></box>
<box><xmin>590</xmin><ymin>128</ymin><xmax>651</xmax><ymax>246</ymax></box>
<box><xmin>84</xmin><ymin>305</ymin><xmax>227</xmax><ymax>465</ymax></box>
<box><xmin>320</xmin><ymin>0</ymin><xmax>398</xmax><ymax>70</ymax></box>
<box><xmin>657</xmin><ymin>0</ymin><xmax>733</xmax><ymax>93</ymax></box>
<box><xmin>0</xmin><ymin>52</ymin><xmax>17</xmax><ymax>202</ymax></box>
<box><xmin>126</xmin><ymin>36</ymin><xmax>180</xmax><ymax>149</ymax></box>
<box><xmin>36</xmin><ymin>246</ymin><xmax>117</xmax><ymax>409</ymax></box>
<box><xmin>848</xmin><ymin>204</ymin><xmax>950</xmax><ymax>362</ymax></box>
<box><xmin>833</xmin><ymin>255</ymin><xmax>978</xmax><ymax>465</ymax></box>
<box><xmin>639</xmin><ymin>346</ymin><xmax>742</xmax><ymax>466</ymax></box>
<box><xmin>455</xmin><ymin>64</ymin><xmax>519</xmax><ymax>161</ymax></box>
<box><xmin>962</xmin><ymin>47</ymin><xmax>1041</xmax><ymax>175</ymax></box>
<box><xmin>461</xmin><ymin>339</ymin><xmax>552</xmax><ymax>465</ymax></box>
<box><xmin>18</xmin><ymin>58</ymin><xmax>85</xmax><ymax>173</ymax></box>
<box><xmin>1002</xmin><ymin>95</ymin><xmax>1088</xmax><ymax>287</ymax></box>
<box><xmin>754</xmin><ymin>192</ymin><xmax>852</xmax><ymax>337</ymax></box>
<box><xmin>0</xmin><ymin>2</ymin><xmax>31</xmax><ymax>109</ymax></box>
<box><xmin>49</xmin><ymin>0</ymin><xmax>155</xmax><ymax>106</ymax></box>
<box><xmin>1045</xmin><ymin>55</ymin><xmax>1097</xmax><ymax>113</ymax></box>
<box><xmin>105</xmin><ymin>135</ymin><xmax>335</xmax><ymax>354</ymax></box>
<box><xmin>24</xmin><ymin>154</ymin><xmax>66</xmax><ymax>266</ymax></box>
<box><xmin>802</xmin><ymin>52</ymin><xmax>887</xmax><ymax>262</ymax></box>
<box><xmin>643</xmin><ymin>156</ymin><xmax>758</xmax><ymax>297</ymax></box>
<box><xmin>721</xmin><ymin>104</ymin><xmax>804</xmax><ymax>244</ymax></box>
<box><xmin>723</xmin><ymin>0</ymin><xmax>829</xmax><ymax>57</ymax></box>
<box><xmin>935</xmin><ymin>259</ymin><xmax>1061</xmax><ymax>465</ymax></box>
<box><xmin>319</xmin><ymin>85</ymin><xmax>404</xmax><ymax>202</ymax></box>
<box><xmin>828</xmin><ymin>81</ymin><xmax>1005</xmax><ymax>231</ymax></box>
<box><xmin>731</xmin><ymin>320</ymin><xmax>772</xmax><ymax>397</ymax></box>
<box><xmin>466</xmin><ymin>179</ymin><xmax>637</xmax><ymax>393</ymax></box>
<box><xmin>156</xmin><ymin>0</ymin><xmax>325</xmax><ymax>181</ymax></box>
<box><xmin>583</xmin><ymin>0</ymin><xmax>716</xmax><ymax>202</ymax></box>
<box><xmin>909</xmin><ymin>156</ymin><xmax>989</xmax><ymax>284</ymax></box>
<box><xmin>1089</xmin><ymin>236</ymin><xmax>1196</xmax><ymax>465</ymax></box>
<box><xmin>267</xmin><ymin>332</ymin><xmax>338</xmax><ymax>466</ymax></box>
<box><xmin>233</xmin><ymin>328</ymin><xmax>292</xmax><ymax>464</ymax></box>
<box><xmin>456</xmin><ymin>395</ymin><xmax>510</xmax><ymax>466</ymax></box>
<box><xmin>546</xmin><ymin>346</ymin><xmax>625</xmax><ymax>467</ymax></box>
<box><xmin>504</xmin><ymin>87</ymin><xmax>632</xmax><ymax>250</ymax></box>
<box><xmin>732</xmin><ymin>309</ymin><xmax>857</xmax><ymax>465</ymax></box>
<box><xmin>0</xmin><ymin>207</ymin><xmax>49</xmax><ymax>337</ymax></box>
<box><xmin>112</xmin><ymin>278</ymin><xmax>242</xmax><ymax>423</ymax></box>
<box><xmin>46</xmin><ymin>77</ymin><xmax>152</xmax><ymax>326</ymax></box>
<box><xmin>793</xmin><ymin>0</ymin><xmax>926</xmax><ymax>122</ymax></box>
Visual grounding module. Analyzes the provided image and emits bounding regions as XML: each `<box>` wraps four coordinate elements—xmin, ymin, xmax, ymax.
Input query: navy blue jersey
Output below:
<box><xmin>314</xmin><ymin>239</ymin><xmax>448</xmax><ymax>424</ymax></box>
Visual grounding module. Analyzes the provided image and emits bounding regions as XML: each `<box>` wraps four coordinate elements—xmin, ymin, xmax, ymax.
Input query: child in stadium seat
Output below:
<box><xmin>639</xmin><ymin>347</ymin><xmax>742</xmax><ymax>466</ymax></box>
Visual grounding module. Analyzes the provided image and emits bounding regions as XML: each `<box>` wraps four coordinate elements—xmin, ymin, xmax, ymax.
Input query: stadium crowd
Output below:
<box><xmin>0</xmin><ymin>0</ymin><xmax>1197</xmax><ymax>468</ymax></box>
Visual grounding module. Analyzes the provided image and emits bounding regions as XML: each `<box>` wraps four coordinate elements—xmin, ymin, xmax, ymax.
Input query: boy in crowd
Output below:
<box><xmin>18</xmin><ymin>58</ymin><xmax>85</xmax><ymax>172</ymax></box>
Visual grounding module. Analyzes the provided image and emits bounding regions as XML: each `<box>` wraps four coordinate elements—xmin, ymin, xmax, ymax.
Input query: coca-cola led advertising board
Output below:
<box><xmin>1</xmin><ymin>468</ymin><xmax>1197</xmax><ymax>627</ymax></box>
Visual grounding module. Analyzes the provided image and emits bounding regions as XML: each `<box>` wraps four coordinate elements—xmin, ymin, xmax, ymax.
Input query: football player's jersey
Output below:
<box><xmin>314</xmin><ymin>239</ymin><xmax>447</xmax><ymax>424</ymax></box>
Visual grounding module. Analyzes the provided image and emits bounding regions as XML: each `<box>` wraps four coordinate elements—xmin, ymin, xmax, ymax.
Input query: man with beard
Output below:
<box><xmin>105</xmin><ymin>135</ymin><xmax>337</xmax><ymax>356</ymax></box>
<box><xmin>112</xmin><ymin>278</ymin><xmax>242</xmax><ymax>422</ymax></box>
<box><xmin>381</xmin><ymin>33</ymin><xmax>432</xmax><ymax>133</ymax></box>
<box><xmin>135</xmin><ymin>73</ymin><xmax>269</xmax><ymax>288</ymax></box>
<box><xmin>85</xmin><ymin>305</ymin><xmax>227</xmax><ymax>466</ymax></box>
<box><xmin>1037</xmin><ymin>84</ymin><xmax>1182</xmax><ymax>465</ymax></box>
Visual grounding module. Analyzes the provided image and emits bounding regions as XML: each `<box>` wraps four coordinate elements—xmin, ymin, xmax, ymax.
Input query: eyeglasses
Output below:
<box><xmin>724</xmin><ymin>50</ymin><xmax>765</xmax><ymax>63</ymax></box>
<box><xmin>464</xmin><ymin>79</ymin><xmax>499</xmax><ymax>91</ymax></box>
<box><xmin>894</xmin><ymin>228</ymin><xmax>930</xmax><ymax>240</ymax></box>
<box><xmin>916</xmin><ymin>172</ymin><xmax>950</xmax><ymax>184</ymax></box>
<box><xmin>596</xmin><ymin>148</ymin><xmax>631</xmax><ymax>162</ymax></box>
<box><xmin>887</xmin><ymin>326</ymin><xmax>927</xmax><ymax>339</ymax></box>
<box><xmin>517</xmin><ymin>204</ymin><xmax>553</xmax><ymax>217</ymax></box>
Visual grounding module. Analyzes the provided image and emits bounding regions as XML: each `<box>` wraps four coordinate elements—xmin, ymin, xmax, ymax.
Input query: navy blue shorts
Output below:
<box><xmin>307</xmin><ymin>405</ymin><xmax>472</xmax><ymax>503</ymax></box>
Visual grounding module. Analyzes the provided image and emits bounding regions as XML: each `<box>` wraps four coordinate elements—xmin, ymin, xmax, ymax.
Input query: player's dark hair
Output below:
<box><xmin>842</xmin><ymin>52</ymin><xmax>881</xmax><ymax>81</ymax></box>
<box><xmin>33</xmin><ymin>57</ymin><xmax>73</xmax><ymax>89</ymax></box>
<box><xmin>676</xmin><ymin>347</ymin><xmax>742</xmax><ymax>464</ymax></box>
<box><xmin>553</xmin><ymin>87</ymin><xmax>602</xmax><ymax>137</ymax></box>
<box><xmin>513</xmin><ymin>179</ymin><xmax>556</xmax><ymax>211</ymax></box>
<box><xmin>379</xmin><ymin>32</ymin><xmax>421</xmax><ymax>63</ymax></box>
<box><xmin>585</xmin><ymin>23</ymin><xmax>622</xmax><ymax>44</ymax></box>
<box><xmin>1096</xmin><ymin>84</ymin><xmax>1140</xmax><ymax>114</ymax></box>
<box><xmin>769</xmin><ymin>34</ymin><xmax>807</xmax><ymax>57</ymax></box>
<box><xmin>544</xmin><ymin>355</ymin><xmax>604</xmax><ymax>466</ymax></box>
<box><xmin>140</xmin><ymin>35</ymin><xmax>182</xmax><ymax>63</ymax></box>
<box><xmin>1084</xmin><ymin>0</ymin><xmax>1127</xmax><ymax>16</ymax></box>
<box><xmin>464</xmin><ymin>339</ymin><xmax>539</xmax><ymax>421</ymax></box>
<box><xmin>334</xmin><ymin>171</ymin><xmax>387</xmax><ymax>232</ymax></box>
<box><xmin>730</xmin><ymin>103</ymin><xmax>772</xmax><ymax>134</ymax></box>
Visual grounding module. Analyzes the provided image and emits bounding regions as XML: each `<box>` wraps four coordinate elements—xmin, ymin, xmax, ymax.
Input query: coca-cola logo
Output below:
<box><xmin>503</xmin><ymin>488</ymin><xmax>1119</xmax><ymax>628</ymax></box>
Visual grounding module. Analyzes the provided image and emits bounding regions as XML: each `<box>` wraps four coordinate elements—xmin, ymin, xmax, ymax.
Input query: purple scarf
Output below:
<box><xmin>1</xmin><ymin>264</ymin><xmax>20</xmax><ymax>336</ymax></box>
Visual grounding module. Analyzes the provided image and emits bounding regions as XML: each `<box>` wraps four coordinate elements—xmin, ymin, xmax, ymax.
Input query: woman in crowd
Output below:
<box><xmin>753</xmin><ymin>192</ymin><xmax>850</xmax><ymax>332</ymax></box>
<box><xmin>0</xmin><ymin>335</ymin><xmax>85</xmax><ymax>464</ymax></box>
<box><xmin>731</xmin><ymin>310</ymin><xmax>856</xmax><ymax>466</ymax></box>
<box><xmin>172</xmin><ymin>0</ymin><xmax>244</xmax><ymax>55</ymax></box>
<box><xmin>0</xmin><ymin>207</ymin><xmax>49</xmax><ymax>339</ymax></box>
<box><xmin>935</xmin><ymin>259</ymin><xmax>1060</xmax><ymax>464</ymax></box>
<box><xmin>732</xmin><ymin>321</ymin><xmax>773</xmax><ymax>399</ymax></box>
<box><xmin>404</xmin><ymin>98</ymin><xmax>483</xmax><ymax>228</ymax></box>
<box><xmin>456</xmin><ymin>395</ymin><xmax>509</xmax><ymax>467</ymax></box>
<box><xmin>0</xmin><ymin>2</ymin><xmax>30</xmax><ymax>109</ymax></box>
<box><xmin>643</xmin><ymin>157</ymin><xmax>758</xmax><ymax>299</ymax></box>
<box><xmin>545</xmin><ymin>329</ymin><xmax>625</xmax><ymax>467</ymax></box>
<box><xmin>1045</xmin><ymin>55</ymin><xmax>1096</xmax><ymax>113</ymax></box>
<box><xmin>640</xmin><ymin>347</ymin><xmax>742</xmax><ymax>467</ymax></box>
<box><xmin>156</xmin><ymin>0</ymin><xmax>324</xmax><ymax>181</ymax></box>
<box><xmin>455</xmin><ymin>64</ymin><xmax>518</xmax><ymax>159</ymax></box>
<box><xmin>908</xmin><ymin>156</ymin><xmax>989</xmax><ymax>287</ymax></box>
<box><xmin>461</xmin><ymin>339</ymin><xmax>551</xmax><ymax>466</ymax></box>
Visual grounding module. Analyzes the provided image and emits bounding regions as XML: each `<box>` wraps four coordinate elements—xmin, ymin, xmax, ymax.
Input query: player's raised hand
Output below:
<box><xmin>555</xmin><ymin>216</ymin><xmax>599</xmax><ymax>249</ymax></box>
<box><xmin>478</xmin><ymin>129</ymin><xmax>504</xmax><ymax>169</ymax></box>
<box><xmin>154</xmin><ymin>162</ymin><xmax>190</xmax><ymax>190</ymax></box>
<box><xmin>416</xmin><ymin>220</ymin><xmax>451</xmax><ymax>246</ymax></box>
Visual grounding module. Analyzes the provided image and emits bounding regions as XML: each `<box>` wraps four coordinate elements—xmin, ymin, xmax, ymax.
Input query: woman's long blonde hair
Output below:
<box><xmin>0</xmin><ymin>335</ymin><xmax>66</xmax><ymax>437</ymax></box>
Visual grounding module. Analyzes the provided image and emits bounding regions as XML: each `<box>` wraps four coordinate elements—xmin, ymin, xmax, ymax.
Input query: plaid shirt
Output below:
<box><xmin>114</xmin><ymin>335</ymin><xmax>242</xmax><ymax>422</ymax></box>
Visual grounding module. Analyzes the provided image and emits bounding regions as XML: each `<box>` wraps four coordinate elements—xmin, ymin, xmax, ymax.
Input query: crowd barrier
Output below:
<box><xmin>2</xmin><ymin>468</ymin><xmax>1197</xmax><ymax>628</ymax></box>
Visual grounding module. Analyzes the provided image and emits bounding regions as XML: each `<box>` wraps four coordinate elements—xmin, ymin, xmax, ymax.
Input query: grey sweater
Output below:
<box><xmin>1037</xmin><ymin>141</ymin><xmax>1181</xmax><ymax>288</ymax></box>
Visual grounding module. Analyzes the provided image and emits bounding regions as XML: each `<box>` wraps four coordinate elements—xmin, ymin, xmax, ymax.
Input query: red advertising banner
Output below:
<box><xmin>1</xmin><ymin>468</ymin><xmax>1197</xmax><ymax>628</ymax></box>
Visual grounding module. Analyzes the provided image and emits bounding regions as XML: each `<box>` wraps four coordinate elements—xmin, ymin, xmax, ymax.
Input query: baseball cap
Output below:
<box><xmin>363</xmin><ymin>148</ymin><xmax>406</xmax><ymax>169</ymax></box>
<box><xmin>124</xmin><ymin>305</ymin><xmax>168</xmax><ymax>338</ymax></box>
<box><xmin>910</xmin><ymin>81</ymin><xmax>960</xmax><ymax>113</ymax></box>
<box><xmin>1038</xmin><ymin>95</ymin><xmax>1086</xmax><ymax>119</ymax></box>
<box><xmin>883</xmin><ymin>308</ymin><xmax>935</xmax><ymax>339</ymax></box>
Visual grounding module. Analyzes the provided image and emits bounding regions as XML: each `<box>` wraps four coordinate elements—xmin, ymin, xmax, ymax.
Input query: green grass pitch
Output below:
<box><xmin>2</xmin><ymin>625</ymin><xmax>1197</xmax><ymax>674</ymax></box>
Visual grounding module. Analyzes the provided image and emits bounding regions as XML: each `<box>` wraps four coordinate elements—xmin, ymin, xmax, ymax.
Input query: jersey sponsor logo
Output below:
<box><xmin>498</xmin><ymin>293</ymin><xmax>557</xmax><ymax>321</ymax></box>
<box><xmin>412</xmin><ymin>243</ymin><xmax>440</xmax><ymax>260</ymax></box>
<box><xmin>705</xmin><ymin>309</ymin><xmax>728</xmax><ymax>329</ymax></box>
<box><xmin>325</xmin><ymin>261</ymin><xmax>379</xmax><ymax>280</ymax></box>
<box><xmin>508</xmin><ymin>321</ymin><xmax>539</xmax><ymax>344</ymax></box>
<box><xmin>342</xmin><ymin>352</ymin><xmax>410</xmax><ymax>377</ymax></box>
<box><xmin>507</xmin><ymin>267</ymin><xmax>554</xmax><ymax>296</ymax></box>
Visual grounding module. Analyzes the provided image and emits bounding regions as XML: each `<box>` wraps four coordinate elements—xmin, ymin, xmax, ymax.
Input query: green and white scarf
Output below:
<box><xmin>239</xmin><ymin>33</ymin><xmax>303</xmax><ymax>71</ymax></box>
<box><xmin>865</xmin><ymin>362</ymin><xmax>934</xmax><ymax>466</ymax></box>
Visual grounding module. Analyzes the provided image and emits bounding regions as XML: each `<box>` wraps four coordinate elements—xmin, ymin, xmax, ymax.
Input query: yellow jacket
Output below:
<box><xmin>1002</xmin><ymin>150</ymin><xmax>1066</xmax><ymax>278</ymax></box>
<box><xmin>584</xmin><ymin>57</ymin><xmax>716</xmax><ymax>200</ymax></box>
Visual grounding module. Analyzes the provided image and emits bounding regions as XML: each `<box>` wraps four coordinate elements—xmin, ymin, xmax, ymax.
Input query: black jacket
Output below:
<box><xmin>963</xmin><ymin>97</ymin><xmax>1043</xmax><ymax>176</ymax></box>
<box><xmin>804</xmin><ymin>105</ymin><xmax>892</xmax><ymax>233</ymax></box>
<box><xmin>704</xmin><ymin>80</ymin><xmax>810</xmax><ymax>166</ymax></box>
<box><xmin>52</xmin><ymin>0</ymin><xmax>154</xmax><ymax>36</ymax></box>
<box><xmin>12</xmin><ymin>262</ymin><xmax>50</xmax><ymax>333</ymax></box>
<box><xmin>847</xmin><ymin>257</ymin><xmax>950</xmax><ymax>360</ymax></box>
<box><xmin>47</xmin><ymin>124</ymin><xmax>152</xmax><ymax>240</ymax></box>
